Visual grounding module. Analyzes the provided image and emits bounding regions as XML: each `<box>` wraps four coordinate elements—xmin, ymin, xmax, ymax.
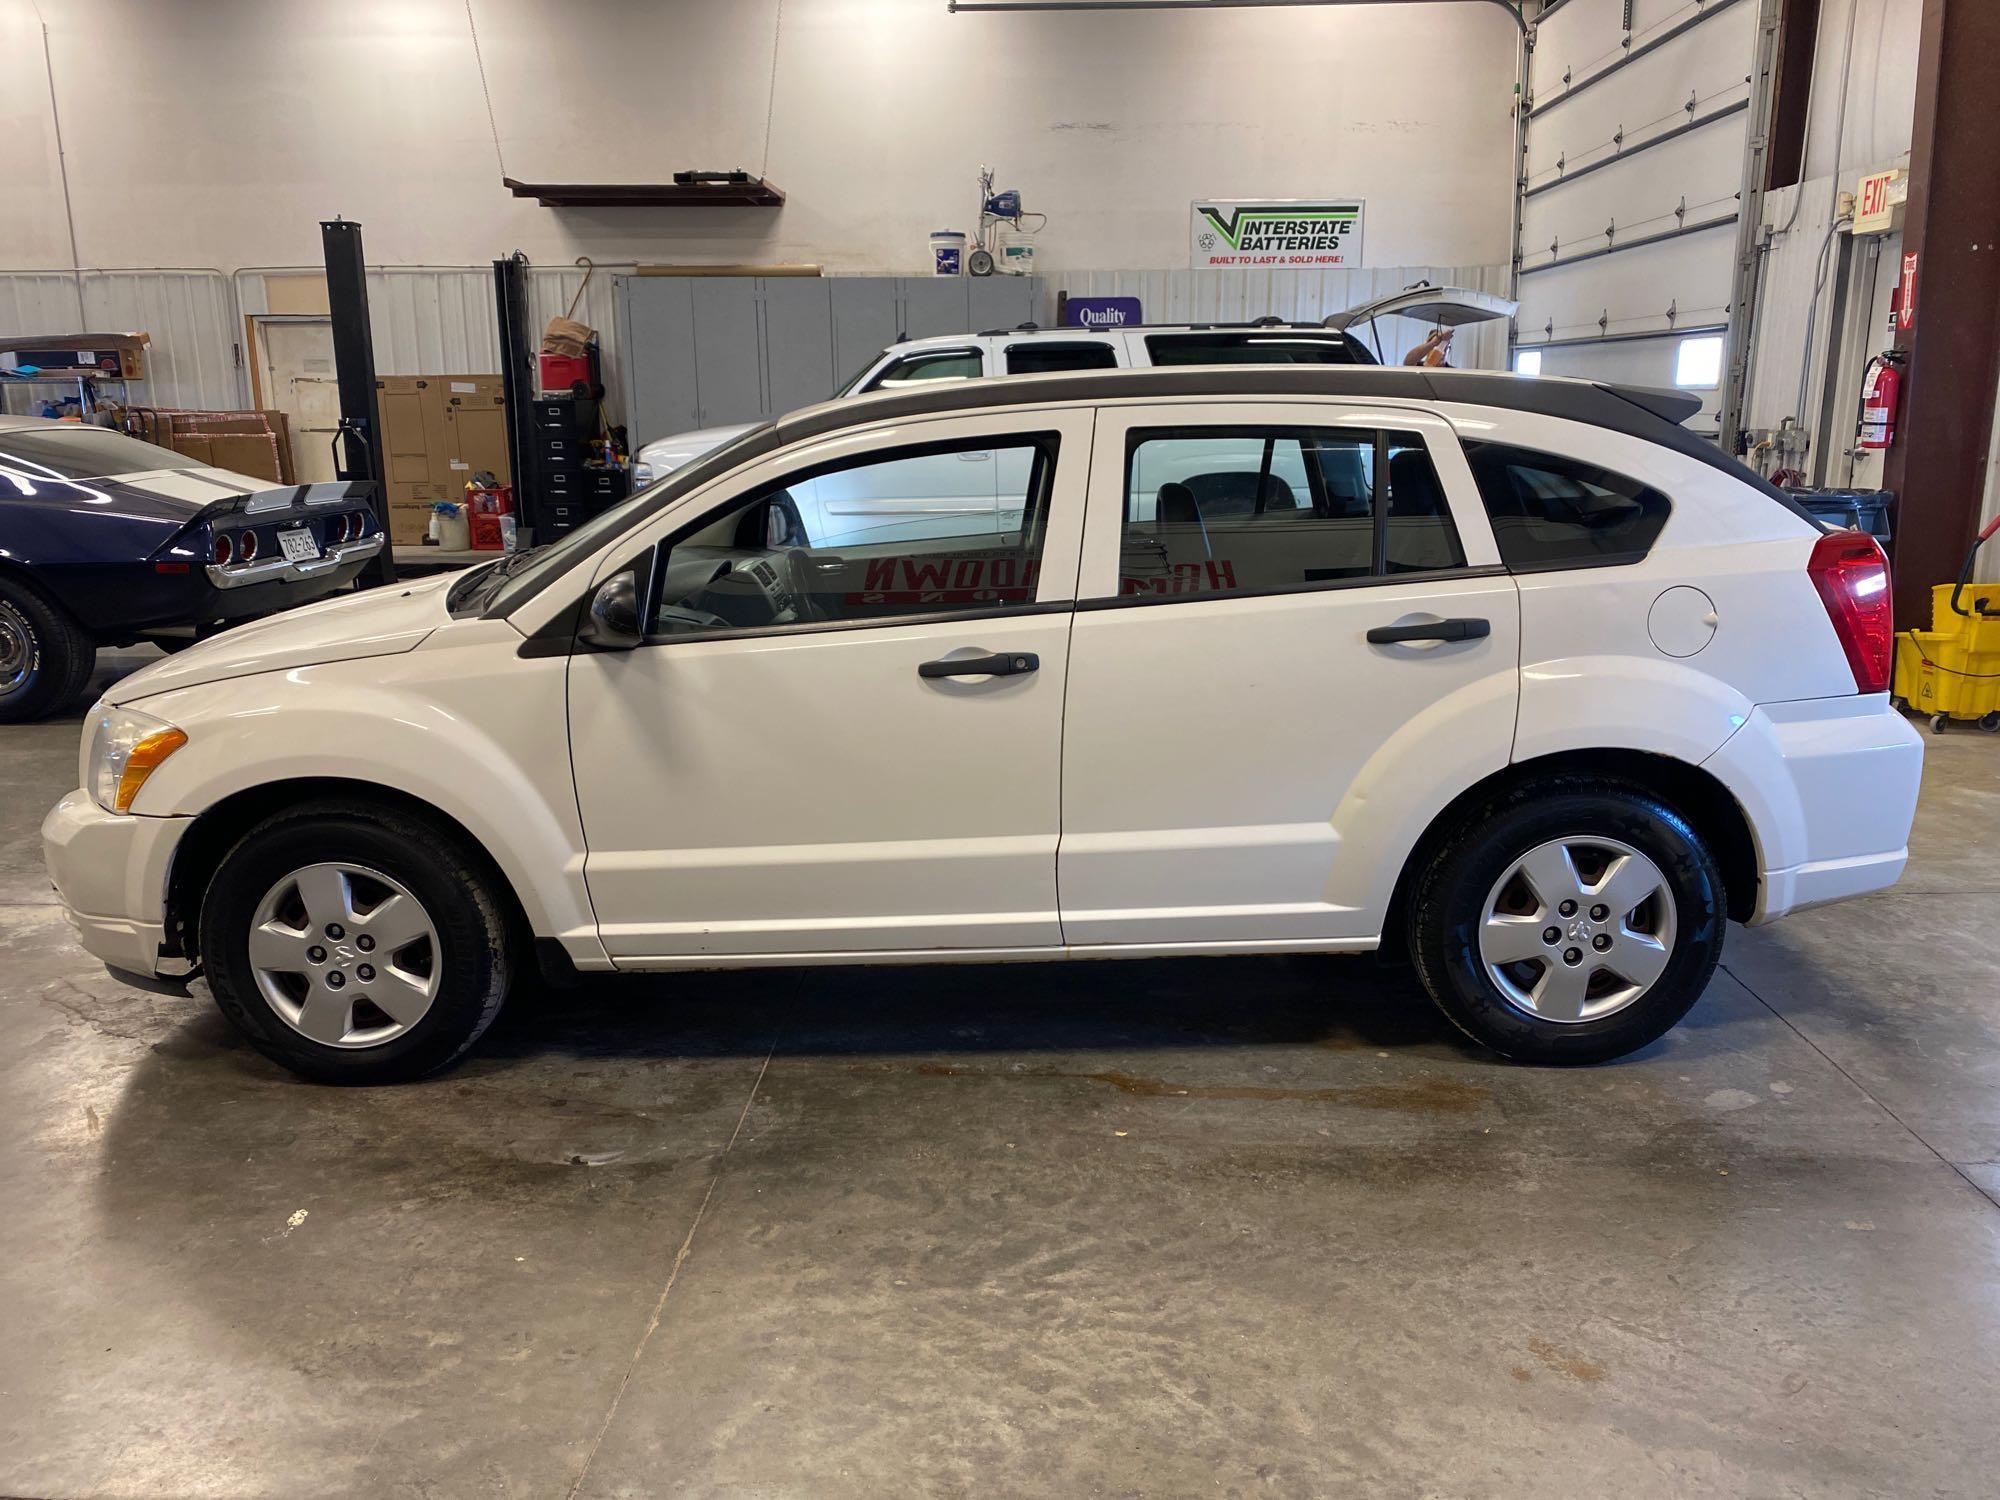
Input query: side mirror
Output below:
<box><xmin>581</xmin><ymin>569</ymin><xmax>644</xmax><ymax>650</ymax></box>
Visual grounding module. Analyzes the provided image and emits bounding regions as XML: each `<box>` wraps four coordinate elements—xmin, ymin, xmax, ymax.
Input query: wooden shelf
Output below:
<box><xmin>502</xmin><ymin>177</ymin><xmax>784</xmax><ymax>209</ymax></box>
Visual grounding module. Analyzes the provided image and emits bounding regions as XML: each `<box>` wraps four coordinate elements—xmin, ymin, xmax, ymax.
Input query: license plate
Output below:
<box><xmin>278</xmin><ymin>527</ymin><xmax>320</xmax><ymax>564</ymax></box>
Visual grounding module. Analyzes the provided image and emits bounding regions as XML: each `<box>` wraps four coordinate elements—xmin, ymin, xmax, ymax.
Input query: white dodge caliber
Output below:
<box><xmin>44</xmin><ymin>368</ymin><xmax>1922</xmax><ymax>1083</ymax></box>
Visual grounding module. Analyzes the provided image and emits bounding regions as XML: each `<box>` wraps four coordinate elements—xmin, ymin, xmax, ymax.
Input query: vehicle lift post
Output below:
<box><xmin>321</xmin><ymin>217</ymin><xmax>397</xmax><ymax>587</ymax></box>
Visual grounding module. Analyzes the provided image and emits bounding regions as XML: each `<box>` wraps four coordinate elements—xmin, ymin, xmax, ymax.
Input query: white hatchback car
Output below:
<box><xmin>44</xmin><ymin>367</ymin><xmax>1921</xmax><ymax>1083</ymax></box>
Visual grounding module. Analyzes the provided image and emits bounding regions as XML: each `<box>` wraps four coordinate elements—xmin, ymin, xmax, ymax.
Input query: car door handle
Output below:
<box><xmin>1366</xmin><ymin>617</ymin><xmax>1491</xmax><ymax>645</ymax></box>
<box><xmin>918</xmin><ymin>651</ymin><xmax>1040</xmax><ymax>679</ymax></box>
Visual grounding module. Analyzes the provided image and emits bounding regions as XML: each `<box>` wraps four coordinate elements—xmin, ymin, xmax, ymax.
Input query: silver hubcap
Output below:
<box><xmin>248</xmin><ymin>863</ymin><xmax>441</xmax><ymax>1049</ymax></box>
<box><xmin>0</xmin><ymin>606</ymin><xmax>33</xmax><ymax>694</ymax></box>
<box><xmin>1477</xmin><ymin>835</ymin><xmax>1677</xmax><ymax>1024</ymax></box>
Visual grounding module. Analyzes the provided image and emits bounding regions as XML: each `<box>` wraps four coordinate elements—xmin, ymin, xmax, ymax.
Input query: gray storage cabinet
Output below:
<box><xmin>616</xmin><ymin>275</ymin><xmax>1043</xmax><ymax>445</ymax></box>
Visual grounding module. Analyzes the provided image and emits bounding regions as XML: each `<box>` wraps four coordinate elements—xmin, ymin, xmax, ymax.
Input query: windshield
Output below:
<box><xmin>0</xmin><ymin>424</ymin><xmax>205</xmax><ymax>479</ymax></box>
<box><xmin>830</xmin><ymin>351</ymin><xmax>887</xmax><ymax>398</ymax></box>
<box><xmin>468</xmin><ymin>422</ymin><xmax>778</xmax><ymax>618</ymax></box>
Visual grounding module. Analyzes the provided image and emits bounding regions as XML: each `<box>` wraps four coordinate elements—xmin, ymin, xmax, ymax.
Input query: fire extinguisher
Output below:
<box><xmin>1858</xmin><ymin>350</ymin><xmax>1904</xmax><ymax>450</ymax></box>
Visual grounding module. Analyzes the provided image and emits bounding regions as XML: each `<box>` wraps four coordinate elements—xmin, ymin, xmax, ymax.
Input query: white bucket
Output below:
<box><xmin>432</xmin><ymin>503</ymin><xmax>469</xmax><ymax>551</ymax></box>
<box><xmin>997</xmin><ymin>227</ymin><xmax>1036</xmax><ymax>277</ymax></box>
<box><xmin>930</xmin><ymin>230</ymin><xmax>967</xmax><ymax>276</ymax></box>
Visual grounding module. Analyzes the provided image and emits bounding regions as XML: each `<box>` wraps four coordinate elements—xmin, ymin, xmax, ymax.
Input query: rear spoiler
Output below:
<box><xmin>150</xmin><ymin>479</ymin><xmax>377</xmax><ymax>561</ymax></box>
<box><xmin>197</xmin><ymin>479</ymin><xmax>376</xmax><ymax>518</ymax></box>
<box><xmin>1599</xmin><ymin>383</ymin><xmax>1704</xmax><ymax>426</ymax></box>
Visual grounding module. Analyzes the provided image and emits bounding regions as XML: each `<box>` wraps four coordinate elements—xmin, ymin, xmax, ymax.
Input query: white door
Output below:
<box><xmin>567</xmin><ymin>408</ymin><xmax>1093</xmax><ymax>962</ymax></box>
<box><xmin>1515</xmin><ymin>0</ymin><xmax>1764</xmax><ymax>434</ymax></box>
<box><xmin>1059</xmin><ymin>401</ymin><xmax>1521</xmax><ymax>947</ymax></box>
<box><xmin>257</xmin><ymin>319</ymin><xmax>340</xmax><ymax>482</ymax></box>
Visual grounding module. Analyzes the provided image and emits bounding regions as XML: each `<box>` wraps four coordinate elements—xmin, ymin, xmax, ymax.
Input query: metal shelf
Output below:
<box><xmin>502</xmin><ymin>177</ymin><xmax>785</xmax><ymax>209</ymax></box>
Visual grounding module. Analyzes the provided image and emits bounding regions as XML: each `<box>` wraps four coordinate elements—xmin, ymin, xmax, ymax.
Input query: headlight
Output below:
<box><xmin>86</xmin><ymin>705</ymin><xmax>188</xmax><ymax>814</ymax></box>
<box><xmin>632</xmin><ymin>461</ymin><xmax>656</xmax><ymax>487</ymax></box>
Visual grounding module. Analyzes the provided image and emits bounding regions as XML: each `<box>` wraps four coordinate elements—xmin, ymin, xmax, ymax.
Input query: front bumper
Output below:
<box><xmin>41</xmin><ymin>790</ymin><xmax>192</xmax><ymax>979</ymax></box>
<box><xmin>1703</xmin><ymin>693</ymin><xmax>1925</xmax><ymax>924</ymax></box>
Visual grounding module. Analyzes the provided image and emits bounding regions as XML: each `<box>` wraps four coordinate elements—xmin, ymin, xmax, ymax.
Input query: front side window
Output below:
<box><xmin>651</xmin><ymin>435</ymin><xmax>1055</xmax><ymax>636</ymax></box>
<box><xmin>1461</xmin><ymin>441</ymin><xmax>1671</xmax><ymax>570</ymax></box>
<box><xmin>1119</xmin><ymin>426</ymin><xmax>1463</xmax><ymax>600</ymax></box>
<box><xmin>863</xmin><ymin>349</ymin><xmax>985</xmax><ymax>391</ymax></box>
<box><xmin>1005</xmin><ymin>342</ymin><xmax>1119</xmax><ymax>375</ymax></box>
<box><xmin>1144</xmin><ymin>332</ymin><xmax>1366</xmax><ymax>367</ymax></box>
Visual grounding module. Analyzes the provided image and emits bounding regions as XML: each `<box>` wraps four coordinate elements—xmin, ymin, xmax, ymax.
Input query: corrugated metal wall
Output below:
<box><xmin>1740</xmin><ymin>175</ymin><xmax>1845</xmax><ymax>433</ymax></box>
<box><xmin>232</xmin><ymin>264</ymin><xmax>630</xmax><ymax>423</ymax></box>
<box><xmin>0</xmin><ymin>269</ymin><xmax>241</xmax><ymax>411</ymax></box>
<box><xmin>6</xmin><ymin>262</ymin><xmax>1506</xmax><ymax>430</ymax></box>
<box><xmin>1048</xmin><ymin>265</ymin><xmax>1514</xmax><ymax>370</ymax></box>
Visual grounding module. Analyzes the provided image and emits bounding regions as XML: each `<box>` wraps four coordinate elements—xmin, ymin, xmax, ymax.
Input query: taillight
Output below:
<box><xmin>1807</xmin><ymin>530</ymin><xmax>1893</xmax><ymax>693</ymax></box>
<box><xmin>241</xmin><ymin>530</ymin><xmax>260</xmax><ymax>561</ymax></box>
<box><xmin>339</xmin><ymin>513</ymin><xmax>356</xmax><ymax>542</ymax></box>
<box><xmin>213</xmin><ymin>532</ymin><xmax>233</xmax><ymax>565</ymax></box>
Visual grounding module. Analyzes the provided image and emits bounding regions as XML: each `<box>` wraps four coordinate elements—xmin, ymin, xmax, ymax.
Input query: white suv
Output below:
<box><xmin>44</xmin><ymin>366</ymin><xmax>1921</xmax><ymax>1083</ymax></box>
<box><xmin>635</xmin><ymin>321</ymin><xmax>1383</xmax><ymax>483</ymax></box>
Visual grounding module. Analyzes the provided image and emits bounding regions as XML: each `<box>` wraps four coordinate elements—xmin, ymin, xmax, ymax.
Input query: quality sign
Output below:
<box><xmin>1191</xmin><ymin>200</ymin><xmax>1365</xmax><ymax>269</ymax></box>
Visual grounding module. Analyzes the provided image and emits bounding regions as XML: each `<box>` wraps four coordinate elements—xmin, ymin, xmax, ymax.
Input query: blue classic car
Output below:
<box><xmin>0</xmin><ymin>415</ymin><xmax>384</xmax><ymax>720</ymax></box>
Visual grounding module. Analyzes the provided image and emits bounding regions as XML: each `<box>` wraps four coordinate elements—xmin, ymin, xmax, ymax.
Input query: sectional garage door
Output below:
<box><xmin>1516</xmin><ymin>0</ymin><xmax>1765</xmax><ymax>438</ymax></box>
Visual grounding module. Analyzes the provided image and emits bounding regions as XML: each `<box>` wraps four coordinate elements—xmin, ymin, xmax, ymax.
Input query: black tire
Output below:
<box><xmin>0</xmin><ymin>573</ymin><xmax>97</xmax><ymax>723</ymax></box>
<box><xmin>199</xmin><ymin>800</ymin><xmax>513</xmax><ymax>1083</ymax></box>
<box><xmin>1409</xmin><ymin>778</ymin><xmax>1726</xmax><ymax>1065</ymax></box>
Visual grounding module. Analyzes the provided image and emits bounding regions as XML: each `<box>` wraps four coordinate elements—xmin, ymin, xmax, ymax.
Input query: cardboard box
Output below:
<box><xmin>387</xmin><ymin>503</ymin><xmax>438</xmax><ymax>547</ymax></box>
<box><xmin>124</xmin><ymin>408</ymin><xmax>288</xmax><ymax>484</ymax></box>
<box><xmin>376</xmin><ymin>374</ymin><xmax>509</xmax><ymax>505</ymax></box>
<box><xmin>442</xmin><ymin>377</ymin><xmax>511</xmax><ymax>485</ymax></box>
<box><xmin>376</xmin><ymin>376</ymin><xmax>453</xmax><ymax>498</ymax></box>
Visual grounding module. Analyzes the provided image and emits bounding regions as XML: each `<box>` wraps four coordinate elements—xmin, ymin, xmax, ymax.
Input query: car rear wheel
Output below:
<box><xmin>0</xmin><ymin>575</ymin><xmax>97</xmax><ymax>723</ymax></box>
<box><xmin>200</xmin><ymin>801</ymin><xmax>513</xmax><ymax>1083</ymax></box>
<box><xmin>1409</xmin><ymin>779</ymin><xmax>1725</xmax><ymax>1064</ymax></box>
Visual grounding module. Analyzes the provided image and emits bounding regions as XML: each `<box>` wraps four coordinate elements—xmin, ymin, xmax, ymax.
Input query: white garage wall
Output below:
<box><xmin>1799</xmin><ymin>0</ymin><xmax>1920</xmax><ymax>181</ymax></box>
<box><xmin>1</xmin><ymin>0</ymin><xmax>1519</xmax><ymax>276</ymax></box>
<box><xmin>1735</xmin><ymin>0</ymin><xmax>1919</xmax><ymax>470</ymax></box>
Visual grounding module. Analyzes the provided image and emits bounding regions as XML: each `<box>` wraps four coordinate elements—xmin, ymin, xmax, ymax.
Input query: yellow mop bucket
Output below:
<box><xmin>1893</xmin><ymin>514</ymin><xmax>2000</xmax><ymax>732</ymax></box>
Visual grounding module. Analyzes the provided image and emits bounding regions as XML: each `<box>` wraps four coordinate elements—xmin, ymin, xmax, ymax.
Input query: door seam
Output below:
<box><xmin>1052</xmin><ymin>408</ymin><xmax>1100</xmax><ymax>948</ymax></box>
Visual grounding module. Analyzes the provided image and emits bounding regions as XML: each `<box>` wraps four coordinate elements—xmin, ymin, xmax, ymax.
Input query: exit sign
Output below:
<box><xmin>1854</xmin><ymin>169</ymin><xmax>1902</xmax><ymax>234</ymax></box>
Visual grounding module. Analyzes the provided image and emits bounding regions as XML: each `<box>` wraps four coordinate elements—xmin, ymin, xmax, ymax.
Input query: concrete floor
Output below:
<box><xmin>3</xmin><ymin>651</ymin><xmax>1997</xmax><ymax>1499</ymax></box>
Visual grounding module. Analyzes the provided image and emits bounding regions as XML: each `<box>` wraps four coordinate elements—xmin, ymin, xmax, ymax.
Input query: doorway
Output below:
<box><xmin>251</xmin><ymin>317</ymin><xmax>340</xmax><ymax>483</ymax></box>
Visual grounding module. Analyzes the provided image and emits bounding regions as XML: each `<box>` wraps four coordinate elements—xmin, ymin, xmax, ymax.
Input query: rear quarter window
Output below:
<box><xmin>1144</xmin><ymin>333</ymin><xmax>1367</xmax><ymax>366</ymax></box>
<box><xmin>1461</xmin><ymin>441</ymin><xmax>1671</xmax><ymax>570</ymax></box>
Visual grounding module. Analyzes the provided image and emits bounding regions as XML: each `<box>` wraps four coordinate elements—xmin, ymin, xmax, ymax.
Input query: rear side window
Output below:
<box><xmin>864</xmin><ymin>349</ymin><xmax>984</xmax><ymax>391</ymax></box>
<box><xmin>1462</xmin><ymin>441</ymin><xmax>1671</xmax><ymax>570</ymax></box>
<box><xmin>1004</xmin><ymin>341</ymin><xmax>1120</xmax><ymax>375</ymax></box>
<box><xmin>1119</xmin><ymin>426</ymin><xmax>1463</xmax><ymax>599</ymax></box>
<box><xmin>1144</xmin><ymin>332</ymin><xmax>1365</xmax><ymax>366</ymax></box>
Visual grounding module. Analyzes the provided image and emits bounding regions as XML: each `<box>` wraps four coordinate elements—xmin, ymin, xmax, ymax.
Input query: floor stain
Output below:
<box><xmin>878</xmin><ymin>1062</ymin><xmax>1489</xmax><ymax>1114</ymax></box>
<box><xmin>1527</xmin><ymin>1335</ymin><xmax>1606</xmax><ymax>1383</ymax></box>
<box><xmin>1509</xmin><ymin>1366</ymin><xmax>1534</xmax><ymax>1383</ymax></box>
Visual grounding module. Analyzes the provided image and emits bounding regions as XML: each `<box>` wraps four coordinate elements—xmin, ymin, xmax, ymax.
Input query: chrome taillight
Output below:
<box><xmin>241</xmin><ymin>530</ymin><xmax>260</xmax><ymax>562</ymax></box>
<box><xmin>213</xmin><ymin>532</ymin><xmax>234</xmax><ymax>565</ymax></box>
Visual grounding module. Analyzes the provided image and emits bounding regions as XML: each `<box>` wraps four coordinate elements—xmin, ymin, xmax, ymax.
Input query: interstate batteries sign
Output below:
<box><xmin>1190</xmin><ymin>199</ymin><xmax>1365</xmax><ymax>269</ymax></box>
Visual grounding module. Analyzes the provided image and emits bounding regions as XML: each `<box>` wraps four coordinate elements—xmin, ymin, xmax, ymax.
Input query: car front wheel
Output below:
<box><xmin>1409</xmin><ymin>779</ymin><xmax>1726</xmax><ymax>1064</ymax></box>
<box><xmin>200</xmin><ymin>801</ymin><xmax>513</xmax><ymax>1083</ymax></box>
<box><xmin>0</xmin><ymin>575</ymin><xmax>96</xmax><ymax>723</ymax></box>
